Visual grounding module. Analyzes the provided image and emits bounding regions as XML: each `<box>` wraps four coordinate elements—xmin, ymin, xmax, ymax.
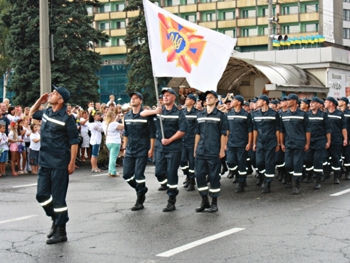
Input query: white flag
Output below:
<box><xmin>143</xmin><ymin>0</ymin><xmax>236</xmax><ymax>92</ymax></box>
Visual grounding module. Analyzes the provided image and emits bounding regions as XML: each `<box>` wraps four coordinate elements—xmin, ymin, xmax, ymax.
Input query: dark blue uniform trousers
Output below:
<box><xmin>227</xmin><ymin>147</ymin><xmax>247</xmax><ymax>182</ymax></box>
<box><xmin>123</xmin><ymin>155</ymin><xmax>148</xmax><ymax>195</ymax></box>
<box><xmin>342</xmin><ymin>145</ymin><xmax>350</xmax><ymax>172</ymax></box>
<box><xmin>256</xmin><ymin>147</ymin><xmax>276</xmax><ymax>182</ymax></box>
<box><xmin>155</xmin><ymin>151</ymin><xmax>181</xmax><ymax>196</ymax></box>
<box><xmin>285</xmin><ymin>148</ymin><xmax>304</xmax><ymax>181</ymax></box>
<box><xmin>180</xmin><ymin>146</ymin><xmax>195</xmax><ymax>178</ymax></box>
<box><xmin>304</xmin><ymin>148</ymin><xmax>327</xmax><ymax>178</ymax></box>
<box><xmin>327</xmin><ymin>145</ymin><xmax>342</xmax><ymax>175</ymax></box>
<box><xmin>36</xmin><ymin>167</ymin><xmax>69</xmax><ymax>226</ymax></box>
<box><xmin>195</xmin><ymin>157</ymin><xmax>221</xmax><ymax>198</ymax></box>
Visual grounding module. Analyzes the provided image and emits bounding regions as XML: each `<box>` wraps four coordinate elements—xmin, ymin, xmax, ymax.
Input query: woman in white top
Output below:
<box><xmin>88</xmin><ymin>110</ymin><xmax>103</xmax><ymax>172</ymax></box>
<box><xmin>102</xmin><ymin>111</ymin><xmax>124</xmax><ymax>177</ymax></box>
<box><xmin>79</xmin><ymin>110</ymin><xmax>90</xmax><ymax>161</ymax></box>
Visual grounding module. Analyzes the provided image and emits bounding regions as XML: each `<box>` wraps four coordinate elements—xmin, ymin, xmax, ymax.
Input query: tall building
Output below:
<box><xmin>89</xmin><ymin>0</ymin><xmax>343</xmax><ymax>103</ymax></box>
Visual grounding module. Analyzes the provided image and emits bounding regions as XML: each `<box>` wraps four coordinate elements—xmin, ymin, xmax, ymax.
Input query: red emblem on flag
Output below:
<box><xmin>158</xmin><ymin>13</ymin><xmax>207</xmax><ymax>73</ymax></box>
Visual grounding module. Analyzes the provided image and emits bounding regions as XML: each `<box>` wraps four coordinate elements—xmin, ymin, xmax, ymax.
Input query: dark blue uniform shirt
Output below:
<box><xmin>195</xmin><ymin>107</ymin><xmax>228</xmax><ymax>158</ymax></box>
<box><xmin>155</xmin><ymin>105</ymin><xmax>187</xmax><ymax>153</ymax></box>
<box><xmin>123</xmin><ymin>108</ymin><xmax>156</xmax><ymax>157</ymax></box>
<box><xmin>342</xmin><ymin>108</ymin><xmax>350</xmax><ymax>137</ymax></box>
<box><xmin>182</xmin><ymin>106</ymin><xmax>199</xmax><ymax>148</ymax></box>
<box><xmin>307</xmin><ymin>109</ymin><xmax>331</xmax><ymax>149</ymax></box>
<box><xmin>32</xmin><ymin>106</ymin><xmax>79</xmax><ymax>168</ymax></box>
<box><xmin>280</xmin><ymin>108</ymin><xmax>311</xmax><ymax>149</ymax></box>
<box><xmin>227</xmin><ymin>108</ymin><xmax>252</xmax><ymax>148</ymax></box>
<box><xmin>327</xmin><ymin>109</ymin><xmax>347</xmax><ymax>146</ymax></box>
<box><xmin>253</xmin><ymin>108</ymin><xmax>280</xmax><ymax>149</ymax></box>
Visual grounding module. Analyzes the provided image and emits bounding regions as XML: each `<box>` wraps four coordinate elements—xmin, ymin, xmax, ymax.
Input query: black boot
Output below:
<box><xmin>256</xmin><ymin>173</ymin><xmax>263</xmax><ymax>186</ymax></box>
<box><xmin>321</xmin><ymin>165</ymin><xmax>330</xmax><ymax>182</ymax></box>
<box><xmin>292</xmin><ymin>179</ymin><xmax>300</xmax><ymax>195</ymax></box>
<box><xmin>46</xmin><ymin>225</ymin><xmax>67</xmax><ymax>244</ymax></box>
<box><xmin>195</xmin><ymin>195</ymin><xmax>210</xmax><ymax>212</ymax></box>
<box><xmin>163</xmin><ymin>196</ymin><xmax>176</xmax><ymax>212</ymax></box>
<box><xmin>158</xmin><ymin>183</ymin><xmax>168</xmax><ymax>191</ymax></box>
<box><xmin>313</xmin><ymin>176</ymin><xmax>321</xmax><ymax>190</ymax></box>
<box><xmin>262</xmin><ymin>181</ymin><xmax>271</xmax><ymax>194</ymax></box>
<box><xmin>227</xmin><ymin>170</ymin><xmax>234</xmax><ymax>179</ymax></box>
<box><xmin>183</xmin><ymin>176</ymin><xmax>190</xmax><ymax>188</ymax></box>
<box><xmin>131</xmin><ymin>189</ymin><xmax>147</xmax><ymax>211</ymax></box>
<box><xmin>346</xmin><ymin>168</ymin><xmax>350</xmax><ymax>180</ymax></box>
<box><xmin>47</xmin><ymin>218</ymin><xmax>57</xmax><ymax>238</ymax></box>
<box><xmin>277</xmin><ymin>168</ymin><xmax>283</xmax><ymax>181</ymax></box>
<box><xmin>187</xmin><ymin>178</ymin><xmax>195</xmax><ymax>191</ymax></box>
<box><xmin>235</xmin><ymin>181</ymin><xmax>245</xmax><ymax>193</ymax></box>
<box><xmin>220</xmin><ymin>163</ymin><xmax>228</xmax><ymax>176</ymax></box>
<box><xmin>306</xmin><ymin>172</ymin><xmax>313</xmax><ymax>183</ymax></box>
<box><xmin>232</xmin><ymin>172</ymin><xmax>238</xmax><ymax>184</ymax></box>
<box><xmin>285</xmin><ymin>173</ymin><xmax>292</xmax><ymax>188</ymax></box>
<box><xmin>208</xmin><ymin>197</ymin><xmax>218</xmax><ymax>213</ymax></box>
<box><xmin>334</xmin><ymin>172</ymin><xmax>340</xmax><ymax>184</ymax></box>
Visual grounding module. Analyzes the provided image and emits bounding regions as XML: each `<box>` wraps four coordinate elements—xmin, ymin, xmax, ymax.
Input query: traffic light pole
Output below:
<box><xmin>39</xmin><ymin>0</ymin><xmax>51</xmax><ymax>96</ymax></box>
<box><xmin>267</xmin><ymin>0</ymin><xmax>273</xmax><ymax>51</ymax></box>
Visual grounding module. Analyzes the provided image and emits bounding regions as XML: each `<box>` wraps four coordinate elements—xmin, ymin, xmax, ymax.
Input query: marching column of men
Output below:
<box><xmin>121</xmin><ymin>88</ymin><xmax>350</xmax><ymax>213</ymax></box>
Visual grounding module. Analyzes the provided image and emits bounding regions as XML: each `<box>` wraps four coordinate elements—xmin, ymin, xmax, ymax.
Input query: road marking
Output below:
<box><xmin>156</xmin><ymin>227</ymin><xmax>245</xmax><ymax>257</ymax></box>
<box><xmin>91</xmin><ymin>173</ymin><xmax>109</xmax><ymax>177</ymax></box>
<box><xmin>12</xmin><ymin>183</ymin><xmax>37</xmax><ymax>188</ymax></box>
<box><xmin>0</xmin><ymin>215</ymin><xmax>38</xmax><ymax>225</ymax></box>
<box><xmin>330</xmin><ymin>188</ymin><xmax>350</xmax><ymax>197</ymax></box>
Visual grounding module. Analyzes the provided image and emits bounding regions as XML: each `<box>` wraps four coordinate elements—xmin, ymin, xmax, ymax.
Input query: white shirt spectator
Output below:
<box><xmin>102</xmin><ymin>121</ymin><xmax>122</xmax><ymax>144</ymax></box>
<box><xmin>88</xmin><ymin>121</ymin><xmax>103</xmax><ymax>145</ymax></box>
<box><xmin>29</xmin><ymin>132</ymin><xmax>41</xmax><ymax>151</ymax></box>
<box><xmin>80</xmin><ymin>117</ymin><xmax>89</xmax><ymax>135</ymax></box>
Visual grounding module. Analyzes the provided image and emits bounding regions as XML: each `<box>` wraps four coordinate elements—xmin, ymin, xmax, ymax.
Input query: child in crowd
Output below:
<box><xmin>79</xmin><ymin>110</ymin><xmax>90</xmax><ymax>161</ymax></box>
<box><xmin>88</xmin><ymin>110</ymin><xmax>103</xmax><ymax>172</ymax></box>
<box><xmin>22</xmin><ymin>116</ymin><xmax>32</xmax><ymax>173</ymax></box>
<box><xmin>17</xmin><ymin>119</ymin><xmax>27</xmax><ymax>174</ymax></box>
<box><xmin>29</xmin><ymin>124</ymin><xmax>40</xmax><ymax>174</ymax></box>
<box><xmin>8</xmin><ymin>121</ymin><xmax>22</xmax><ymax>176</ymax></box>
<box><xmin>0</xmin><ymin>123</ymin><xmax>9</xmax><ymax>177</ymax></box>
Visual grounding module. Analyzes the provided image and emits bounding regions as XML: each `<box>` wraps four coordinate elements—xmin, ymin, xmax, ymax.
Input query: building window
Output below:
<box><xmin>117</xmin><ymin>39</ymin><xmax>125</xmax><ymax>46</ymax></box>
<box><xmin>242</xmin><ymin>9</ymin><xmax>256</xmax><ymax>18</ymax></box>
<box><xmin>261</xmin><ymin>7</ymin><xmax>276</xmax><ymax>17</ymax></box>
<box><xmin>115</xmin><ymin>21</ymin><xmax>126</xmax><ymax>29</ymax></box>
<box><xmin>263</xmin><ymin>26</ymin><xmax>276</xmax><ymax>35</ymax></box>
<box><xmin>116</xmin><ymin>3</ymin><xmax>125</xmax><ymax>11</ymax></box>
<box><xmin>224</xmin><ymin>29</ymin><xmax>236</xmax><ymax>38</ymax></box>
<box><xmin>99</xmin><ymin>22</ymin><xmax>110</xmax><ymax>30</ymax></box>
<box><xmin>305</xmin><ymin>23</ymin><xmax>318</xmax><ymax>32</ymax></box>
<box><xmin>344</xmin><ymin>28</ymin><xmax>350</xmax><ymax>39</ymax></box>
<box><xmin>166</xmin><ymin>0</ymin><xmax>180</xmax><ymax>6</ymax></box>
<box><xmin>242</xmin><ymin>28</ymin><xmax>258</xmax><ymax>37</ymax></box>
<box><xmin>185</xmin><ymin>14</ymin><xmax>196</xmax><ymax>23</ymax></box>
<box><xmin>344</xmin><ymin>9</ymin><xmax>350</xmax><ymax>21</ymax></box>
<box><xmin>282</xmin><ymin>6</ymin><xmax>298</xmax><ymax>15</ymax></box>
<box><xmin>224</xmin><ymin>11</ymin><xmax>234</xmax><ymax>20</ymax></box>
<box><xmin>283</xmin><ymin>25</ymin><xmax>299</xmax><ymax>34</ymax></box>
<box><xmin>206</xmin><ymin>13</ymin><xmax>216</xmax><ymax>21</ymax></box>
<box><xmin>345</xmin><ymin>0</ymin><xmax>350</xmax><ymax>2</ymax></box>
<box><xmin>100</xmin><ymin>4</ymin><xmax>111</xmax><ymax>13</ymax></box>
<box><xmin>305</xmin><ymin>4</ymin><xmax>318</xmax><ymax>13</ymax></box>
<box><xmin>87</xmin><ymin>6</ymin><xmax>93</xmax><ymax>14</ymax></box>
<box><xmin>186</xmin><ymin>0</ymin><xmax>195</xmax><ymax>4</ymax></box>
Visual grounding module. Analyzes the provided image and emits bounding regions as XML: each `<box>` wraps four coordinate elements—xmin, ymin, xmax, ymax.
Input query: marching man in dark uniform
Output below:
<box><xmin>252</xmin><ymin>95</ymin><xmax>280</xmax><ymax>194</ymax></box>
<box><xmin>29</xmin><ymin>86</ymin><xmax>79</xmax><ymax>244</ymax></box>
<box><xmin>280</xmin><ymin>93</ymin><xmax>310</xmax><ymax>195</ymax></box>
<box><xmin>180</xmin><ymin>94</ymin><xmax>198</xmax><ymax>191</ymax></box>
<box><xmin>323</xmin><ymin>97</ymin><xmax>348</xmax><ymax>183</ymax></box>
<box><xmin>338</xmin><ymin>97</ymin><xmax>350</xmax><ymax>180</ymax></box>
<box><xmin>226</xmin><ymin>95</ymin><xmax>252</xmax><ymax>193</ymax></box>
<box><xmin>304</xmin><ymin>97</ymin><xmax>331</xmax><ymax>189</ymax></box>
<box><xmin>141</xmin><ymin>88</ymin><xmax>187</xmax><ymax>212</ymax></box>
<box><xmin>194</xmin><ymin>90</ymin><xmax>228</xmax><ymax>213</ymax></box>
<box><xmin>122</xmin><ymin>92</ymin><xmax>156</xmax><ymax>211</ymax></box>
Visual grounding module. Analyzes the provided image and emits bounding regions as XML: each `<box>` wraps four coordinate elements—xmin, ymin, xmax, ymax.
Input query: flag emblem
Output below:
<box><xmin>158</xmin><ymin>13</ymin><xmax>207</xmax><ymax>73</ymax></box>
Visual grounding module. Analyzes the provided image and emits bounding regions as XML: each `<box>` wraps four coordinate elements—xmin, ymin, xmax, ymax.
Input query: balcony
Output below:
<box><xmin>278</xmin><ymin>14</ymin><xmax>299</xmax><ymax>23</ymax></box>
<box><xmin>94</xmin><ymin>13</ymin><xmax>110</xmax><ymax>21</ymax></box>
<box><xmin>300</xmin><ymin>12</ymin><xmax>319</xmax><ymax>22</ymax></box>
<box><xmin>127</xmin><ymin>10</ymin><xmax>139</xmax><ymax>18</ymax></box>
<box><xmin>99</xmin><ymin>0</ymin><xmax>109</xmax><ymax>2</ymax></box>
<box><xmin>163</xmin><ymin>6</ymin><xmax>179</xmax><ymax>13</ymax></box>
<box><xmin>218</xmin><ymin>20</ymin><xmax>236</xmax><ymax>28</ymax></box>
<box><xmin>217</xmin><ymin>1</ymin><xmax>235</xmax><ymax>9</ymax></box>
<box><xmin>237</xmin><ymin>0</ymin><xmax>255</xmax><ymax>8</ymax></box>
<box><xmin>237</xmin><ymin>17</ymin><xmax>256</xmax><ymax>27</ymax></box>
<box><xmin>198</xmin><ymin>3</ymin><xmax>216</xmax><ymax>11</ymax></box>
<box><xmin>198</xmin><ymin>21</ymin><xmax>216</xmax><ymax>29</ymax></box>
<box><xmin>237</xmin><ymin>36</ymin><xmax>268</xmax><ymax>46</ymax></box>
<box><xmin>110</xmin><ymin>11</ymin><xmax>126</xmax><ymax>19</ymax></box>
<box><xmin>257</xmin><ymin>17</ymin><xmax>268</xmax><ymax>25</ymax></box>
<box><xmin>95</xmin><ymin>46</ymin><xmax>127</xmax><ymax>55</ymax></box>
<box><xmin>110</xmin><ymin>29</ymin><xmax>127</xmax><ymax>37</ymax></box>
<box><xmin>179</xmin><ymin>4</ymin><xmax>197</xmax><ymax>13</ymax></box>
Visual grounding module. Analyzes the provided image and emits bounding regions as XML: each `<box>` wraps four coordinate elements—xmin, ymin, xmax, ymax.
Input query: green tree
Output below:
<box><xmin>2</xmin><ymin>0</ymin><xmax>109</xmax><ymax>106</ymax></box>
<box><xmin>124</xmin><ymin>0</ymin><xmax>169</xmax><ymax>106</ymax></box>
<box><xmin>0</xmin><ymin>0</ymin><xmax>11</xmax><ymax>97</ymax></box>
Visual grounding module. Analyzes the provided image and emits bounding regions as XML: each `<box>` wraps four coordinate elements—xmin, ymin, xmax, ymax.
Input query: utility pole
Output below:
<box><xmin>39</xmin><ymin>0</ymin><xmax>51</xmax><ymax>96</ymax></box>
<box><xmin>267</xmin><ymin>0</ymin><xmax>273</xmax><ymax>51</ymax></box>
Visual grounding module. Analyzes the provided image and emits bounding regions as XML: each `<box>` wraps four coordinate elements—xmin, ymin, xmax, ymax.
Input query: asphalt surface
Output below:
<box><xmin>1</xmin><ymin>163</ymin><xmax>350</xmax><ymax>263</ymax></box>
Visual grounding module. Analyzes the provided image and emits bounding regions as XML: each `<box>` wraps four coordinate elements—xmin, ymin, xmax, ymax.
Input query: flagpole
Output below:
<box><xmin>154</xmin><ymin>77</ymin><xmax>165</xmax><ymax>139</ymax></box>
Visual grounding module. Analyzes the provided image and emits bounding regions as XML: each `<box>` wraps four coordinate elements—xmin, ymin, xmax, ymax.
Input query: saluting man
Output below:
<box><xmin>194</xmin><ymin>90</ymin><xmax>228</xmax><ymax>213</ymax></box>
<box><xmin>30</xmin><ymin>85</ymin><xmax>79</xmax><ymax>244</ymax></box>
<box><xmin>180</xmin><ymin>94</ymin><xmax>199</xmax><ymax>191</ymax></box>
<box><xmin>122</xmin><ymin>92</ymin><xmax>156</xmax><ymax>211</ymax></box>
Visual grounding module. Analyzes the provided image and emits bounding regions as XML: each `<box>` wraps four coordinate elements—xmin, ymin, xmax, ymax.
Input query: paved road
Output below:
<box><xmin>1</xmin><ymin>164</ymin><xmax>350</xmax><ymax>263</ymax></box>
